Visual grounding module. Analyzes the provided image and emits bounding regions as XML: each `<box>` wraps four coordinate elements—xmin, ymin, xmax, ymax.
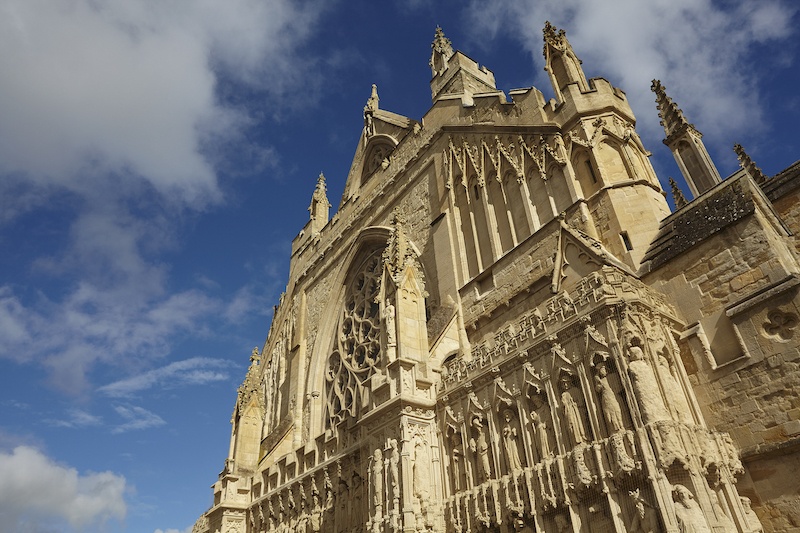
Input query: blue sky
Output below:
<box><xmin>0</xmin><ymin>1</ymin><xmax>798</xmax><ymax>532</ymax></box>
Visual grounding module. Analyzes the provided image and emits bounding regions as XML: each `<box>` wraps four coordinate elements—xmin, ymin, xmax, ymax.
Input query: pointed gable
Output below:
<box><xmin>551</xmin><ymin>220</ymin><xmax>634</xmax><ymax>294</ymax></box>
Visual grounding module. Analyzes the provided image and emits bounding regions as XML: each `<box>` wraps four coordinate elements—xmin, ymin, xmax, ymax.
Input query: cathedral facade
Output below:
<box><xmin>193</xmin><ymin>24</ymin><xmax>800</xmax><ymax>533</ymax></box>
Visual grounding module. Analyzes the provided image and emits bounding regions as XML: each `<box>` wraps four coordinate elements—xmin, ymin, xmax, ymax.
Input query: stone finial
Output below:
<box><xmin>311</xmin><ymin>173</ymin><xmax>329</xmax><ymax>209</ymax></box>
<box><xmin>364</xmin><ymin>84</ymin><xmax>379</xmax><ymax>114</ymax></box>
<box><xmin>734</xmin><ymin>143</ymin><xmax>768</xmax><ymax>185</ymax></box>
<box><xmin>430</xmin><ymin>26</ymin><xmax>454</xmax><ymax>76</ymax></box>
<box><xmin>363</xmin><ymin>84</ymin><xmax>379</xmax><ymax>136</ymax></box>
<box><xmin>669</xmin><ymin>177</ymin><xmax>688</xmax><ymax>209</ymax></box>
<box><xmin>651</xmin><ymin>80</ymin><xmax>694</xmax><ymax>140</ymax></box>
<box><xmin>542</xmin><ymin>22</ymin><xmax>588</xmax><ymax>100</ymax></box>
<box><xmin>543</xmin><ymin>21</ymin><xmax>568</xmax><ymax>52</ymax></box>
<box><xmin>652</xmin><ymin>79</ymin><xmax>721</xmax><ymax>196</ymax></box>
<box><xmin>309</xmin><ymin>173</ymin><xmax>330</xmax><ymax>232</ymax></box>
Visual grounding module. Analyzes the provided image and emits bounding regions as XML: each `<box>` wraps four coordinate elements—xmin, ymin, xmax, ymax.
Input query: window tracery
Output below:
<box><xmin>362</xmin><ymin>141</ymin><xmax>395</xmax><ymax>183</ymax></box>
<box><xmin>325</xmin><ymin>249</ymin><xmax>383</xmax><ymax>430</ymax></box>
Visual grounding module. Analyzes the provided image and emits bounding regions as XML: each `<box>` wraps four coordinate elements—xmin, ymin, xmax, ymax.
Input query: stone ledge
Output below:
<box><xmin>741</xmin><ymin>434</ymin><xmax>800</xmax><ymax>462</ymax></box>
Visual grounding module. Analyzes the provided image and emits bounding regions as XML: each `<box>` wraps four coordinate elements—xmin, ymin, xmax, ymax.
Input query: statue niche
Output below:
<box><xmin>592</xmin><ymin>355</ymin><xmax>627</xmax><ymax>434</ymax></box>
<box><xmin>526</xmin><ymin>389</ymin><xmax>554</xmax><ymax>463</ymax></box>
<box><xmin>499</xmin><ymin>407</ymin><xmax>525</xmax><ymax>473</ymax></box>
<box><xmin>626</xmin><ymin>339</ymin><xmax>670</xmax><ymax>424</ymax></box>
<box><xmin>446</xmin><ymin>427</ymin><xmax>466</xmax><ymax>492</ymax></box>
<box><xmin>558</xmin><ymin>371</ymin><xmax>591</xmax><ymax>448</ymax></box>
<box><xmin>469</xmin><ymin>413</ymin><xmax>493</xmax><ymax>482</ymax></box>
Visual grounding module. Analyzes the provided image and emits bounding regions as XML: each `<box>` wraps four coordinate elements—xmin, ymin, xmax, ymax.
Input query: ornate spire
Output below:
<box><xmin>309</xmin><ymin>173</ymin><xmax>330</xmax><ymax>232</ymax></box>
<box><xmin>542</xmin><ymin>22</ymin><xmax>588</xmax><ymax>101</ymax></box>
<box><xmin>542</xmin><ymin>21</ymin><xmax>568</xmax><ymax>53</ymax></box>
<box><xmin>669</xmin><ymin>177</ymin><xmax>688</xmax><ymax>209</ymax></box>
<box><xmin>382</xmin><ymin>208</ymin><xmax>426</xmax><ymax>293</ymax></box>
<box><xmin>652</xmin><ymin>79</ymin><xmax>721</xmax><ymax>197</ymax></box>
<box><xmin>734</xmin><ymin>143</ymin><xmax>768</xmax><ymax>185</ymax></box>
<box><xmin>430</xmin><ymin>26</ymin><xmax>454</xmax><ymax>76</ymax></box>
<box><xmin>364</xmin><ymin>84</ymin><xmax>379</xmax><ymax>113</ymax></box>
<box><xmin>363</xmin><ymin>84</ymin><xmax>379</xmax><ymax>136</ymax></box>
<box><xmin>651</xmin><ymin>80</ymin><xmax>693</xmax><ymax>141</ymax></box>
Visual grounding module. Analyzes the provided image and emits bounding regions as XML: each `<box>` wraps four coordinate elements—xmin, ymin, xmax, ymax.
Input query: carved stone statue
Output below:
<box><xmin>560</xmin><ymin>377</ymin><xmax>588</xmax><ymax>447</ymax></box>
<box><xmin>501</xmin><ymin>409</ymin><xmax>523</xmax><ymax>471</ymax></box>
<box><xmin>555</xmin><ymin>513</ymin><xmax>571</xmax><ymax>533</ymax></box>
<box><xmin>532</xmin><ymin>307</ymin><xmax>544</xmax><ymax>332</ymax></box>
<box><xmin>388</xmin><ymin>439</ymin><xmax>400</xmax><ymax>502</ymax></box>
<box><xmin>529</xmin><ymin>394</ymin><xmax>553</xmax><ymax>461</ymax></box>
<box><xmin>740</xmin><ymin>497</ymin><xmax>763</xmax><ymax>533</ymax></box>
<box><xmin>627</xmin><ymin>344</ymin><xmax>669</xmax><ymax>423</ymax></box>
<box><xmin>708</xmin><ymin>489</ymin><xmax>736</xmax><ymax>533</ymax></box>
<box><xmin>673</xmin><ymin>484</ymin><xmax>712</xmax><ymax>533</ymax></box>
<box><xmin>412</xmin><ymin>435</ymin><xmax>432</xmax><ymax>523</ymax></box>
<box><xmin>372</xmin><ymin>449</ymin><xmax>384</xmax><ymax>511</ymax></box>
<box><xmin>469</xmin><ymin>415</ymin><xmax>492</xmax><ymax>481</ymax></box>
<box><xmin>382</xmin><ymin>300</ymin><xmax>396</xmax><ymax>346</ymax></box>
<box><xmin>656</xmin><ymin>353</ymin><xmax>693</xmax><ymax>423</ymax></box>
<box><xmin>627</xmin><ymin>488</ymin><xmax>658</xmax><ymax>533</ymax></box>
<box><xmin>449</xmin><ymin>431</ymin><xmax>464</xmax><ymax>491</ymax></box>
<box><xmin>595</xmin><ymin>363</ymin><xmax>625</xmax><ymax>433</ymax></box>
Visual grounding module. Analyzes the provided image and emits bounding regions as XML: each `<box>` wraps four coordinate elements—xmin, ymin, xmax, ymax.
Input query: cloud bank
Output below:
<box><xmin>0</xmin><ymin>0</ymin><xmax>321</xmax><ymax>204</ymax></box>
<box><xmin>465</xmin><ymin>0</ymin><xmax>796</xmax><ymax>146</ymax></box>
<box><xmin>0</xmin><ymin>0</ymin><xmax>317</xmax><ymax>394</ymax></box>
<box><xmin>0</xmin><ymin>446</ymin><xmax>126</xmax><ymax>532</ymax></box>
<box><xmin>98</xmin><ymin>357</ymin><xmax>234</xmax><ymax>397</ymax></box>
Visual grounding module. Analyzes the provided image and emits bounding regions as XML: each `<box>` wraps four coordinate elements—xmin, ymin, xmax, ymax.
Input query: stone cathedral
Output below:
<box><xmin>193</xmin><ymin>24</ymin><xmax>800</xmax><ymax>533</ymax></box>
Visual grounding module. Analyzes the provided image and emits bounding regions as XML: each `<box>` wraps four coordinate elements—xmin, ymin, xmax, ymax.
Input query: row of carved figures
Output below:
<box><xmin>442</xmin><ymin>335</ymin><xmax>697</xmax><ymax>491</ymax></box>
<box><xmin>444</xmin><ymin>461</ymin><xmax>760</xmax><ymax>533</ymax></box>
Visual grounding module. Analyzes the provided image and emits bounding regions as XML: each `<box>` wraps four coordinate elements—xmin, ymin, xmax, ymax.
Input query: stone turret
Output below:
<box><xmin>308</xmin><ymin>172</ymin><xmax>330</xmax><ymax>233</ymax></box>
<box><xmin>429</xmin><ymin>26</ymin><xmax>499</xmax><ymax>105</ymax></box>
<box><xmin>734</xmin><ymin>143</ymin><xmax>768</xmax><ymax>185</ymax></box>
<box><xmin>429</xmin><ymin>26</ymin><xmax>454</xmax><ymax>77</ymax></box>
<box><xmin>543</xmin><ymin>21</ymin><xmax>590</xmax><ymax>102</ymax></box>
<box><xmin>652</xmin><ymin>80</ymin><xmax>722</xmax><ymax>197</ymax></box>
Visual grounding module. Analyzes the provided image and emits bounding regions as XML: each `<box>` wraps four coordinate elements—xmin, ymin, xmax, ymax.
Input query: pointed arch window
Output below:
<box><xmin>325</xmin><ymin>248</ymin><xmax>383</xmax><ymax>431</ymax></box>
<box><xmin>361</xmin><ymin>137</ymin><xmax>396</xmax><ymax>184</ymax></box>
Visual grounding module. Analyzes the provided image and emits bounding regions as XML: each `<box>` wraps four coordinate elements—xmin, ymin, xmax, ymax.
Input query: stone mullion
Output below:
<box><xmin>478</xmin><ymin>147</ymin><xmax>503</xmax><ymax>262</ymax></box>
<box><xmin>515</xmin><ymin>153</ymin><xmax>540</xmax><ymax>233</ymax></box>
<box><xmin>464</xmin><ymin>188</ymin><xmax>485</xmax><ymax>273</ymax></box>
<box><xmin>444</xmin><ymin>150</ymin><xmax>472</xmax><ymax>285</ymax></box>
<box><xmin>498</xmin><ymin>174</ymin><xmax>520</xmax><ymax>247</ymax></box>
<box><xmin>553</xmin><ymin>138</ymin><xmax>581</xmax><ymax>204</ymax></box>
<box><xmin>461</xmin><ymin>141</ymin><xmax>487</xmax><ymax>273</ymax></box>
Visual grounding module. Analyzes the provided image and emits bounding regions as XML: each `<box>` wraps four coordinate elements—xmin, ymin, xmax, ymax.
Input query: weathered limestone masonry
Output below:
<box><xmin>192</xmin><ymin>24</ymin><xmax>800</xmax><ymax>533</ymax></box>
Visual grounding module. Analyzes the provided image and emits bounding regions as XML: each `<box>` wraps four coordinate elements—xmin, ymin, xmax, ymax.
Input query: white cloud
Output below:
<box><xmin>0</xmin><ymin>279</ymin><xmax>219</xmax><ymax>394</ymax></box>
<box><xmin>98</xmin><ymin>357</ymin><xmax>233</xmax><ymax>397</ymax></box>
<box><xmin>464</xmin><ymin>0</ymin><xmax>797</xmax><ymax>150</ymax></box>
<box><xmin>154</xmin><ymin>528</ymin><xmax>192</xmax><ymax>533</ymax></box>
<box><xmin>0</xmin><ymin>0</ymin><xmax>323</xmax><ymax>205</ymax></box>
<box><xmin>0</xmin><ymin>446</ymin><xmax>126</xmax><ymax>532</ymax></box>
<box><xmin>112</xmin><ymin>405</ymin><xmax>166</xmax><ymax>433</ymax></box>
<box><xmin>0</xmin><ymin>0</ymin><xmax>323</xmax><ymax>394</ymax></box>
<box><xmin>48</xmin><ymin>408</ymin><xmax>103</xmax><ymax>429</ymax></box>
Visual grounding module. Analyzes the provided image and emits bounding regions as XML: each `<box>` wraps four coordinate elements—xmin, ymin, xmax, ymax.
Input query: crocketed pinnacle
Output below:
<box><xmin>734</xmin><ymin>144</ymin><xmax>768</xmax><ymax>185</ymax></box>
<box><xmin>364</xmin><ymin>84</ymin><xmax>379</xmax><ymax>114</ymax></box>
<box><xmin>430</xmin><ymin>26</ymin><xmax>454</xmax><ymax>75</ymax></box>
<box><xmin>651</xmin><ymin>80</ymin><xmax>693</xmax><ymax>141</ymax></box>
<box><xmin>543</xmin><ymin>21</ymin><xmax>567</xmax><ymax>53</ymax></box>
<box><xmin>311</xmin><ymin>172</ymin><xmax>330</xmax><ymax>208</ymax></box>
<box><xmin>669</xmin><ymin>177</ymin><xmax>688</xmax><ymax>209</ymax></box>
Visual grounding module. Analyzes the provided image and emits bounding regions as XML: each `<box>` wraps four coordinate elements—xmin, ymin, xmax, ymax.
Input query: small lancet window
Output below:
<box><xmin>586</xmin><ymin>160</ymin><xmax>598</xmax><ymax>183</ymax></box>
<box><xmin>620</xmin><ymin>231</ymin><xmax>633</xmax><ymax>251</ymax></box>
